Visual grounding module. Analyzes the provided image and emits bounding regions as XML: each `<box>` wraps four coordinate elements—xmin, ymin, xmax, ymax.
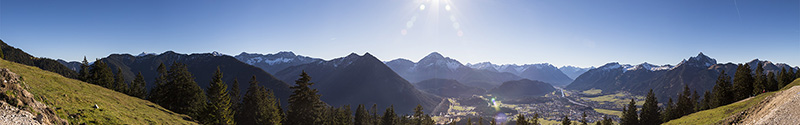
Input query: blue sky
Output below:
<box><xmin>1</xmin><ymin>0</ymin><xmax>798</xmax><ymax>67</ymax></box>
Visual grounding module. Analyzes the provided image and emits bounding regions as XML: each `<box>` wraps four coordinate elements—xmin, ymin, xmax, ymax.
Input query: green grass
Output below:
<box><xmin>586</xmin><ymin>92</ymin><xmax>644</xmax><ymax>107</ymax></box>
<box><xmin>582</xmin><ymin>89</ymin><xmax>602</xmax><ymax>95</ymax></box>
<box><xmin>664</xmin><ymin>78</ymin><xmax>800</xmax><ymax>125</ymax></box>
<box><xmin>0</xmin><ymin>59</ymin><xmax>197</xmax><ymax>124</ymax></box>
<box><xmin>593</xmin><ymin>108</ymin><xmax>622</xmax><ymax>117</ymax></box>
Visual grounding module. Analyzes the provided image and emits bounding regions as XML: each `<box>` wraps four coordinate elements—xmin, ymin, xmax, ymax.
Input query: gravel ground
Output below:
<box><xmin>0</xmin><ymin>101</ymin><xmax>42</xmax><ymax>125</ymax></box>
<box><xmin>742</xmin><ymin>86</ymin><xmax>800</xmax><ymax>125</ymax></box>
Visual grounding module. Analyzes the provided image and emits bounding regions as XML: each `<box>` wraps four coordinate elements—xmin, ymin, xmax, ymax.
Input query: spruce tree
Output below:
<box><xmin>767</xmin><ymin>72</ymin><xmax>779</xmax><ymax>91</ymax></box>
<box><xmin>382</xmin><ymin>105</ymin><xmax>397</xmax><ymax>125</ymax></box>
<box><xmin>287</xmin><ymin>71</ymin><xmax>324</xmax><ymax>125</ymax></box>
<box><xmin>640</xmin><ymin>89</ymin><xmax>661</xmax><ymax>125</ymax></box>
<box><xmin>89</xmin><ymin>60</ymin><xmax>114</xmax><ymax>88</ymax></box>
<box><xmin>78</xmin><ymin>56</ymin><xmax>90</xmax><ymax>81</ymax></box>
<box><xmin>229</xmin><ymin>78</ymin><xmax>241</xmax><ymax>114</ymax></box>
<box><xmin>754</xmin><ymin>62</ymin><xmax>767</xmax><ymax>94</ymax></box>
<box><xmin>515</xmin><ymin>114</ymin><xmax>527</xmax><ymax>125</ymax></box>
<box><xmin>580</xmin><ymin>112</ymin><xmax>587</xmax><ymax>125</ymax></box>
<box><xmin>130</xmin><ymin>72</ymin><xmax>147</xmax><ymax>98</ymax></box>
<box><xmin>413</xmin><ymin>104</ymin><xmax>424</xmax><ymax>125</ymax></box>
<box><xmin>467</xmin><ymin>117</ymin><xmax>472</xmax><ymax>125</ymax></box>
<box><xmin>698</xmin><ymin>91</ymin><xmax>711</xmax><ymax>111</ymax></box>
<box><xmin>148</xmin><ymin>62</ymin><xmax>168</xmax><ymax>104</ymax></box>
<box><xmin>675</xmin><ymin>84</ymin><xmax>693</xmax><ymax>116</ymax></box>
<box><xmin>114</xmin><ymin>67</ymin><xmax>128</xmax><ymax>93</ymax></box>
<box><xmin>237</xmin><ymin>76</ymin><xmax>282</xmax><ymax>125</ymax></box>
<box><xmin>370</xmin><ymin>104</ymin><xmax>380</xmax><ymax>125</ymax></box>
<box><xmin>422</xmin><ymin>115</ymin><xmax>435</xmax><ymax>125</ymax></box>
<box><xmin>532</xmin><ymin>113</ymin><xmax>539</xmax><ymax>125</ymax></box>
<box><xmin>203</xmin><ymin>67</ymin><xmax>234</xmax><ymax>125</ymax></box>
<box><xmin>491</xmin><ymin>118</ymin><xmax>497</xmax><ymax>125</ymax></box>
<box><xmin>163</xmin><ymin>63</ymin><xmax>206</xmax><ymax>119</ymax></box>
<box><xmin>355</xmin><ymin>104</ymin><xmax>369</xmax><ymax>125</ymax></box>
<box><xmin>712</xmin><ymin>70</ymin><xmax>733</xmax><ymax>108</ymax></box>
<box><xmin>601</xmin><ymin>115</ymin><xmax>613</xmax><ymax>125</ymax></box>
<box><xmin>661</xmin><ymin>98</ymin><xmax>674</xmax><ymax>122</ymax></box>
<box><xmin>733</xmin><ymin>64</ymin><xmax>754</xmax><ymax>100</ymax></box>
<box><xmin>779</xmin><ymin>68</ymin><xmax>794</xmax><ymax>89</ymax></box>
<box><xmin>561</xmin><ymin>115</ymin><xmax>571</xmax><ymax>125</ymax></box>
<box><xmin>621</xmin><ymin>98</ymin><xmax>638</xmax><ymax>125</ymax></box>
<box><xmin>0</xmin><ymin>44</ymin><xmax>4</xmax><ymax>59</ymax></box>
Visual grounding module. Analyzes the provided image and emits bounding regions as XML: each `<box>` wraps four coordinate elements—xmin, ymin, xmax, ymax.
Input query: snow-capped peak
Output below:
<box><xmin>624</xmin><ymin>62</ymin><xmax>674</xmax><ymax>72</ymax></box>
<box><xmin>211</xmin><ymin>51</ymin><xmax>224</xmax><ymax>56</ymax></box>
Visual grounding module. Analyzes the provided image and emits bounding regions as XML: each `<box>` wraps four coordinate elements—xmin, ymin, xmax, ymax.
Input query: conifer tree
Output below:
<box><xmin>78</xmin><ymin>56</ymin><xmax>90</xmax><ymax>81</ymax></box>
<box><xmin>767</xmin><ymin>72</ymin><xmax>779</xmax><ymax>91</ymax></box>
<box><xmin>532</xmin><ymin>113</ymin><xmax>539</xmax><ymax>125</ymax></box>
<box><xmin>162</xmin><ymin>63</ymin><xmax>206</xmax><ymax>119</ymax></box>
<box><xmin>370</xmin><ymin>104</ymin><xmax>380</xmax><ymax>125</ymax></box>
<box><xmin>202</xmin><ymin>67</ymin><xmax>234</xmax><ymax>125</ymax></box>
<box><xmin>382</xmin><ymin>105</ymin><xmax>397</xmax><ymax>125</ymax></box>
<box><xmin>422</xmin><ymin>115</ymin><xmax>435</xmax><ymax>125</ymax></box>
<box><xmin>621</xmin><ymin>98</ymin><xmax>638</xmax><ymax>125</ymax></box>
<box><xmin>561</xmin><ymin>115</ymin><xmax>571</xmax><ymax>125</ymax></box>
<box><xmin>515</xmin><ymin>114</ymin><xmax>528</xmax><ymax>125</ymax></box>
<box><xmin>779</xmin><ymin>68</ymin><xmax>794</xmax><ymax>89</ymax></box>
<box><xmin>0</xmin><ymin>44</ymin><xmax>4</xmax><ymax>59</ymax></box>
<box><xmin>413</xmin><ymin>104</ymin><xmax>424</xmax><ymax>125</ymax></box>
<box><xmin>89</xmin><ymin>60</ymin><xmax>114</xmax><ymax>88</ymax></box>
<box><xmin>467</xmin><ymin>117</ymin><xmax>472</xmax><ymax>125</ymax></box>
<box><xmin>640</xmin><ymin>89</ymin><xmax>661</xmax><ymax>125</ymax></box>
<box><xmin>733</xmin><ymin>64</ymin><xmax>754</xmax><ymax>100</ymax></box>
<box><xmin>237</xmin><ymin>76</ymin><xmax>282</xmax><ymax>125</ymax></box>
<box><xmin>114</xmin><ymin>67</ymin><xmax>128</xmax><ymax>93</ymax></box>
<box><xmin>794</xmin><ymin>69</ymin><xmax>800</xmax><ymax>79</ymax></box>
<box><xmin>339</xmin><ymin>105</ymin><xmax>353</xmax><ymax>125</ymax></box>
<box><xmin>148</xmin><ymin>62</ymin><xmax>168</xmax><ymax>104</ymax></box>
<box><xmin>601</xmin><ymin>115</ymin><xmax>613</xmax><ymax>125</ymax></box>
<box><xmin>661</xmin><ymin>98</ymin><xmax>674</xmax><ymax>122</ymax></box>
<box><xmin>491</xmin><ymin>118</ymin><xmax>497</xmax><ymax>125</ymax></box>
<box><xmin>754</xmin><ymin>62</ymin><xmax>767</xmax><ymax>94</ymax></box>
<box><xmin>355</xmin><ymin>104</ymin><xmax>369</xmax><ymax>125</ymax></box>
<box><xmin>697</xmin><ymin>91</ymin><xmax>711</xmax><ymax>111</ymax></box>
<box><xmin>712</xmin><ymin>70</ymin><xmax>733</xmax><ymax>108</ymax></box>
<box><xmin>287</xmin><ymin>71</ymin><xmax>324</xmax><ymax>125</ymax></box>
<box><xmin>479</xmin><ymin>117</ymin><xmax>484</xmax><ymax>125</ymax></box>
<box><xmin>675</xmin><ymin>84</ymin><xmax>694</xmax><ymax>116</ymax></box>
<box><xmin>130</xmin><ymin>72</ymin><xmax>147</xmax><ymax>98</ymax></box>
<box><xmin>229</xmin><ymin>79</ymin><xmax>241</xmax><ymax>113</ymax></box>
<box><xmin>580</xmin><ymin>112</ymin><xmax>587</xmax><ymax>125</ymax></box>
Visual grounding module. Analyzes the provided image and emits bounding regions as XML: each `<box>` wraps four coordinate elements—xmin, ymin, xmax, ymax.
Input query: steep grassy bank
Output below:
<box><xmin>0</xmin><ymin>59</ymin><xmax>197</xmax><ymax>124</ymax></box>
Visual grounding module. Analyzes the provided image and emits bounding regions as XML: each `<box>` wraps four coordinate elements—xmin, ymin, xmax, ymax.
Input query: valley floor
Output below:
<box><xmin>432</xmin><ymin>88</ymin><xmax>641</xmax><ymax>124</ymax></box>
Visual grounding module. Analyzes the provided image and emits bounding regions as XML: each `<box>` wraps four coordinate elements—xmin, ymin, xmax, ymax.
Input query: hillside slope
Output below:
<box><xmin>664</xmin><ymin>78</ymin><xmax>800</xmax><ymax>125</ymax></box>
<box><xmin>0</xmin><ymin>59</ymin><xmax>197</xmax><ymax>124</ymax></box>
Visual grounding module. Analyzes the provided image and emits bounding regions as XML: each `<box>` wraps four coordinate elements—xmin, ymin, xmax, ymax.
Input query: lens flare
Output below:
<box><xmin>445</xmin><ymin>5</ymin><xmax>451</xmax><ymax>11</ymax></box>
<box><xmin>419</xmin><ymin>4</ymin><xmax>426</xmax><ymax>11</ymax></box>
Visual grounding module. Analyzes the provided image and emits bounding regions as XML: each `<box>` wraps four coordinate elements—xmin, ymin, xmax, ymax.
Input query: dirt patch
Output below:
<box><xmin>725</xmin><ymin>86</ymin><xmax>800</xmax><ymax>125</ymax></box>
<box><xmin>0</xmin><ymin>68</ymin><xmax>68</xmax><ymax>125</ymax></box>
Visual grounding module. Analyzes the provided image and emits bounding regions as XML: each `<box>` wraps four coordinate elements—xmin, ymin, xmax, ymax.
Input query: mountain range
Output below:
<box><xmin>234</xmin><ymin>51</ymin><xmax>323</xmax><ymax>73</ymax></box>
<box><xmin>95</xmin><ymin>51</ymin><xmax>293</xmax><ymax>106</ymax></box>
<box><xmin>272</xmin><ymin>52</ymin><xmax>441</xmax><ymax>113</ymax></box>
<box><xmin>466</xmin><ymin>62</ymin><xmax>575</xmax><ymax>87</ymax></box>
<box><xmin>567</xmin><ymin>52</ymin><xmax>798</xmax><ymax>102</ymax></box>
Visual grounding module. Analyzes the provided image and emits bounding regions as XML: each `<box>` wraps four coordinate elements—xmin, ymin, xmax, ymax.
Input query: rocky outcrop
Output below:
<box><xmin>0</xmin><ymin>68</ymin><xmax>67</xmax><ymax>125</ymax></box>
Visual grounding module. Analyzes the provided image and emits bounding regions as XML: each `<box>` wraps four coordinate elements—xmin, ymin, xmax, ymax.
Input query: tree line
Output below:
<box><xmin>618</xmin><ymin>62</ymin><xmax>799</xmax><ymax>125</ymax></box>
<box><xmin>512</xmin><ymin>62</ymin><xmax>799</xmax><ymax>125</ymax></box>
<box><xmin>77</xmin><ymin>60</ymin><xmax>437</xmax><ymax>125</ymax></box>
